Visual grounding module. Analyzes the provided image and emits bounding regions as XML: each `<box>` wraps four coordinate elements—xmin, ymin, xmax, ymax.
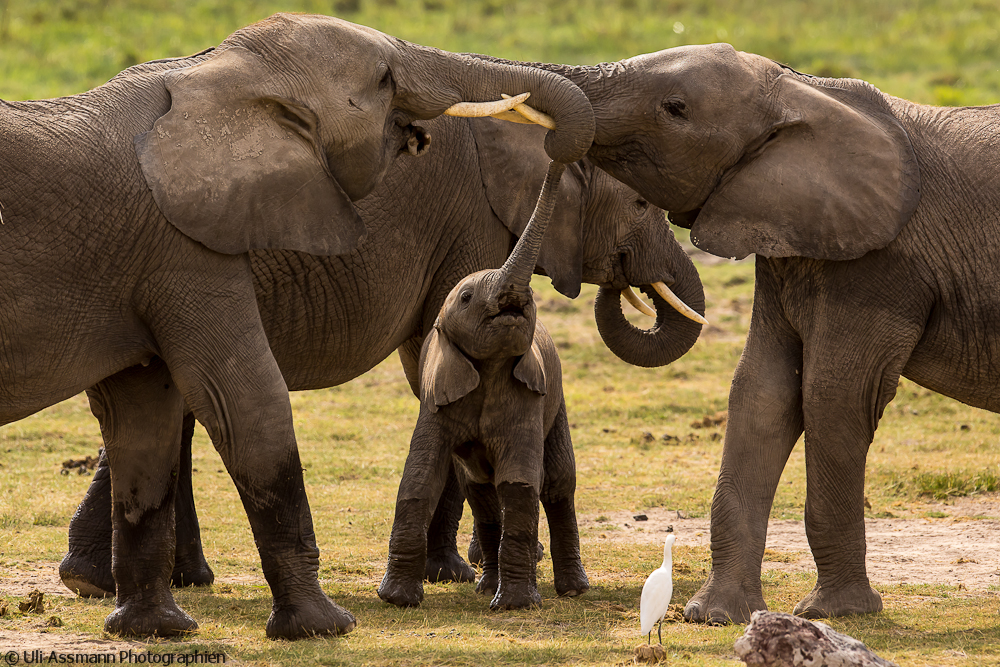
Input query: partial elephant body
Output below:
<box><xmin>2</xmin><ymin>13</ymin><xmax>600</xmax><ymax>639</ymax></box>
<box><xmin>61</xmin><ymin>115</ymin><xmax>705</xmax><ymax>600</ymax></box>
<box><xmin>482</xmin><ymin>45</ymin><xmax>1000</xmax><ymax>622</ymax></box>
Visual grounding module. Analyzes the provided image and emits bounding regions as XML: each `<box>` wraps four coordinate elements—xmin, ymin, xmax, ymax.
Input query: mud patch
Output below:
<box><xmin>580</xmin><ymin>495</ymin><xmax>1000</xmax><ymax>591</ymax></box>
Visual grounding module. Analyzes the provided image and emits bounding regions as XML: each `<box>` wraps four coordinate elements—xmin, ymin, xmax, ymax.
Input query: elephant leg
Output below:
<box><xmin>424</xmin><ymin>462</ymin><xmax>476</xmax><ymax>583</ymax></box>
<box><xmin>491</xmin><ymin>481</ymin><xmax>542</xmax><ymax>610</ymax></box>
<box><xmin>685</xmin><ymin>264</ymin><xmax>804</xmax><ymax>625</ymax></box>
<box><xmin>91</xmin><ymin>360</ymin><xmax>197</xmax><ymax>637</ymax></box>
<box><xmin>61</xmin><ymin>448</ymin><xmax>115</xmax><ymax>597</ymax></box>
<box><xmin>465</xmin><ymin>482</ymin><xmax>502</xmax><ymax>597</ymax></box>
<box><xmin>170</xmin><ymin>413</ymin><xmax>214</xmax><ymax>588</ymax></box>
<box><xmin>793</xmin><ymin>321</ymin><xmax>918</xmax><ymax>618</ymax></box>
<box><xmin>540</xmin><ymin>402</ymin><xmax>589</xmax><ymax>598</ymax></box>
<box><xmin>154</xmin><ymin>298</ymin><xmax>354</xmax><ymax>639</ymax></box>
<box><xmin>378</xmin><ymin>415</ymin><xmax>453</xmax><ymax>607</ymax></box>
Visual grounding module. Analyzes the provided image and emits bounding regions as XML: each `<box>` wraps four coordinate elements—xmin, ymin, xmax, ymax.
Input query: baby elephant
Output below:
<box><xmin>378</xmin><ymin>162</ymin><xmax>589</xmax><ymax>610</ymax></box>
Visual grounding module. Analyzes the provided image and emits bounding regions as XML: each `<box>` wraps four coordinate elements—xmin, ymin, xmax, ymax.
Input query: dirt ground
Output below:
<box><xmin>579</xmin><ymin>494</ymin><xmax>1000</xmax><ymax>591</ymax></box>
<box><xmin>2</xmin><ymin>496</ymin><xmax>998</xmax><ymax>655</ymax></box>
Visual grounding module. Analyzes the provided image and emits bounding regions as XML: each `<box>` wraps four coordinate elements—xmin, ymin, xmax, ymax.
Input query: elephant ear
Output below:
<box><xmin>471</xmin><ymin>118</ymin><xmax>585</xmax><ymax>297</ymax></box>
<box><xmin>419</xmin><ymin>327</ymin><xmax>480</xmax><ymax>413</ymax></box>
<box><xmin>513</xmin><ymin>335</ymin><xmax>546</xmax><ymax>396</ymax></box>
<box><xmin>690</xmin><ymin>74</ymin><xmax>921</xmax><ymax>261</ymax></box>
<box><xmin>135</xmin><ymin>46</ymin><xmax>364</xmax><ymax>256</ymax></box>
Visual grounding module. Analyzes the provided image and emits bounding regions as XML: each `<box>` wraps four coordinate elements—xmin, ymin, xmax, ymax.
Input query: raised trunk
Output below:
<box><xmin>497</xmin><ymin>161</ymin><xmax>566</xmax><ymax>290</ymax></box>
<box><xmin>593</xmin><ymin>250</ymin><xmax>705</xmax><ymax>368</ymax></box>
<box><xmin>393</xmin><ymin>44</ymin><xmax>595</xmax><ymax>164</ymax></box>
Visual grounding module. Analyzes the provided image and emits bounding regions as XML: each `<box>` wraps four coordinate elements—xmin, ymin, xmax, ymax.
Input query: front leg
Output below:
<box><xmin>424</xmin><ymin>462</ymin><xmax>476</xmax><ymax>583</ymax></box>
<box><xmin>492</xmin><ymin>481</ymin><xmax>542</xmax><ymax>610</ymax></box>
<box><xmin>540</xmin><ymin>403</ymin><xmax>589</xmax><ymax>598</ymax></box>
<box><xmin>89</xmin><ymin>360</ymin><xmax>197</xmax><ymax>637</ymax></box>
<box><xmin>378</xmin><ymin>412</ymin><xmax>453</xmax><ymax>607</ymax></box>
<box><xmin>465</xmin><ymin>482</ymin><xmax>502</xmax><ymax>596</ymax></box>
<box><xmin>685</xmin><ymin>264</ymin><xmax>804</xmax><ymax>625</ymax></box>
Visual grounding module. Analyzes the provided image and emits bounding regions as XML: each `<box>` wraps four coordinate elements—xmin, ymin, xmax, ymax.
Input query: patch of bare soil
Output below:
<box><xmin>581</xmin><ymin>494</ymin><xmax>1000</xmax><ymax>591</ymax></box>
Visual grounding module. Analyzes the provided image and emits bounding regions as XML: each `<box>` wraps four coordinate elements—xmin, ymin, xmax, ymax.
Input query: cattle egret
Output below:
<box><xmin>640</xmin><ymin>533</ymin><xmax>675</xmax><ymax>644</ymax></box>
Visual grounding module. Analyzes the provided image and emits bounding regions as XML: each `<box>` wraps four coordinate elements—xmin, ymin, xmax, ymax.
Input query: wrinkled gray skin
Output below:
<box><xmin>378</xmin><ymin>162</ymin><xmax>590</xmax><ymax>610</ymax></box>
<box><xmin>0</xmin><ymin>13</ymin><xmax>598</xmax><ymax>640</ymax></box>
<box><xmin>59</xmin><ymin>117</ymin><xmax>705</xmax><ymax>602</ymax></box>
<box><xmin>491</xmin><ymin>44</ymin><xmax>1000</xmax><ymax>623</ymax></box>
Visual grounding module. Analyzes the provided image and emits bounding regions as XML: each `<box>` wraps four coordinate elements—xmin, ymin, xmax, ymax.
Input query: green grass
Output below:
<box><xmin>3</xmin><ymin>1</ymin><xmax>1000</xmax><ymax>105</ymax></box>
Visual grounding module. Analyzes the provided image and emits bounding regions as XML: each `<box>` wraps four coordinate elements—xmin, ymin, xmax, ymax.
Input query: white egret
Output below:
<box><xmin>640</xmin><ymin>533</ymin><xmax>675</xmax><ymax>644</ymax></box>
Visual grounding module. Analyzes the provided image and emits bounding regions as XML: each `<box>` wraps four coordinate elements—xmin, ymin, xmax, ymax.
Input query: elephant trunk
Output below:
<box><xmin>594</xmin><ymin>251</ymin><xmax>705</xmax><ymax>368</ymax></box>
<box><xmin>496</xmin><ymin>161</ymin><xmax>567</xmax><ymax>293</ymax></box>
<box><xmin>393</xmin><ymin>43</ymin><xmax>595</xmax><ymax>163</ymax></box>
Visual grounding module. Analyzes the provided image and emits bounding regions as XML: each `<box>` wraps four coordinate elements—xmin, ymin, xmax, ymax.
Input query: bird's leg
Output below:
<box><xmin>657</xmin><ymin>620</ymin><xmax>662</xmax><ymax>645</ymax></box>
<box><xmin>647</xmin><ymin>630</ymin><xmax>652</xmax><ymax>645</ymax></box>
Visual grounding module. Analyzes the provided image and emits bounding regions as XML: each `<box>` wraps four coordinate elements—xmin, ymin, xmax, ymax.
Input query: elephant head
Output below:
<box><xmin>420</xmin><ymin>162</ymin><xmax>565</xmax><ymax>411</ymax></box>
<box><xmin>474</xmin><ymin>45</ymin><xmax>920</xmax><ymax>262</ymax></box>
<box><xmin>470</xmin><ymin>118</ymin><xmax>706</xmax><ymax>368</ymax></box>
<box><xmin>136</xmin><ymin>13</ymin><xmax>594</xmax><ymax>257</ymax></box>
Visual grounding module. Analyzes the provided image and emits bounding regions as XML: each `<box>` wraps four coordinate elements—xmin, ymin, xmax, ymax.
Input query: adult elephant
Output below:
<box><xmin>473</xmin><ymin>45</ymin><xmax>999</xmax><ymax>623</ymax></box>
<box><xmin>0</xmin><ymin>13</ymin><xmax>597</xmax><ymax>639</ymax></box>
<box><xmin>59</xmin><ymin>115</ymin><xmax>707</xmax><ymax>601</ymax></box>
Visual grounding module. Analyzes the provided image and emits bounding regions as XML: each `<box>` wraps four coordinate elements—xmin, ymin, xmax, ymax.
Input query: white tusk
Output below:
<box><xmin>499</xmin><ymin>93</ymin><xmax>557</xmax><ymax>130</ymax></box>
<box><xmin>444</xmin><ymin>92</ymin><xmax>531</xmax><ymax>118</ymax></box>
<box><xmin>621</xmin><ymin>287</ymin><xmax>656</xmax><ymax>317</ymax></box>
<box><xmin>488</xmin><ymin>109</ymin><xmax>535</xmax><ymax>125</ymax></box>
<box><xmin>652</xmin><ymin>281</ymin><xmax>709</xmax><ymax>326</ymax></box>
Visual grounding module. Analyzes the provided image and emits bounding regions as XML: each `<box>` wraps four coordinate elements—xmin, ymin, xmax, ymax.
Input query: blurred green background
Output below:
<box><xmin>2</xmin><ymin>0</ymin><xmax>1000</xmax><ymax>104</ymax></box>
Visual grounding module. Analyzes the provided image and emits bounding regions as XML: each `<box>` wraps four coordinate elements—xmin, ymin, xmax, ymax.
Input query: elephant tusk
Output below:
<box><xmin>652</xmin><ymin>281</ymin><xmax>709</xmax><ymax>326</ymax></box>
<box><xmin>621</xmin><ymin>286</ymin><xmax>656</xmax><ymax>317</ymax></box>
<box><xmin>444</xmin><ymin>92</ymin><xmax>531</xmax><ymax>119</ymax></box>
<box><xmin>498</xmin><ymin>93</ymin><xmax>557</xmax><ymax>130</ymax></box>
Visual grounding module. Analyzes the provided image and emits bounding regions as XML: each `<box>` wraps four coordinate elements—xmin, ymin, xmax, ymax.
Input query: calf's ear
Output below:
<box><xmin>420</xmin><ymin>327</ymin><xmax>480</xmax><ymax>412</ymax></box>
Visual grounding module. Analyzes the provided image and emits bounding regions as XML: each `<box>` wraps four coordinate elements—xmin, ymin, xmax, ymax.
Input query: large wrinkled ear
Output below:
<box><xmin>471</xmin><ymin>118</ymin><xmax>584</xmax><ymax>297</ymax></box>
<box><xmin>691</xmin><ymin>74</ymin><xmax>920</xmax><ymax>261</ymax></box>
<box><xmin>419</xmin><ymin>327</ymin><xmax>480</xmax><ymax>412</ymax></box>
<box><xmin>135</xmin><ymin>46</ymin><xmax>364</xmax><ymax>256</ymax></box>
<box><xmin>513</xmin><ymin>336</ymin><xmax>546</xmax><ymax>396</ymax></box>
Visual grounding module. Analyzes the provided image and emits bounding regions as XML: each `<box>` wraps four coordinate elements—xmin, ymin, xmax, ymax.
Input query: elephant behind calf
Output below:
<box><xmin>61</xmin><ymin>115</ymin><xmax>706</xmax><ymax>605</ymax></box>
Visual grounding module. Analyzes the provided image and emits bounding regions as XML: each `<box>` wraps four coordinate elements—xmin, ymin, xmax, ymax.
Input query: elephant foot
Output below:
<box><xmin>490</xmin><ymin>583</ymin><xmax>541</xmax><ymax>611</ymax></box>
<box><xmin>377</xmin><ymin>571</ymin><xmax>424</xmax><ymax>608</ymax></box>
<box><xmin>554</xmin><ymin>562</ymin><xmax>590</xmax><ymax>598</ymax></box>
<box><xmin>171</xmin><ymin>556</ymin><xmax>215</xmax><ymax>588</ymax></box>
<box><xmin>475</xmin><ymin>569</ymin><xmax>499</xmax><ymax>597</ymax></box>
<box><xmin>424</xmin><ymin>547</ymin><xmax>475</xmax><ymax>583</ymax></box>
<box><xmin>683</xmin><ymin>575</ymin><xmax>765</xmax><ymax>625</ymax></box>
<box><xmin>59</xmin><ymin>551</ymin><xmax>115</xmax><ymax>598</ymax></box>
<box><xmin>104</xmin><ymin>595</ymin><xmax>198</xmax><ymax>637</ymax></box>
<box><xmin>266</xmin><ymin>593</ymin><xmax>356</xmax><ymax>639</ymax></box>
<box><xmin>793</xmin><ymin>582</ymin><xmax>882</xmax><ymax>619</ymax></box>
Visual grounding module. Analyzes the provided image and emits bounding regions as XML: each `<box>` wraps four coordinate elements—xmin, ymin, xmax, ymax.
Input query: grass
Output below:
<box><xmin>3</xmin><ymin>1</ymin><xmax>1000</xmax><ymax>105</ymax></box>
<box><xmin>2</xmin><ymin>1</ymin><xmax>1000</xmax><ymax>664</ymax></box>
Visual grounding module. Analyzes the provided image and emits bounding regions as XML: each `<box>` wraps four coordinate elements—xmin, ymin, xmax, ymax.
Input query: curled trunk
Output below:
<box><xmin>594</xmin><ymin>251</ymin><xmax>705</xmax><ymax>368</ymax></box>
<box><xmin>395</xmin><ymin>44</ymin><xmax>595</xmax><ymax>164</ymax></box>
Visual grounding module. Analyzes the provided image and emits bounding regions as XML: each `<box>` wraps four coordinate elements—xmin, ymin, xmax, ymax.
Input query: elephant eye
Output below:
<box><xmin>661</xmin><ymin>97</ymin><xmax>687</xmax><ymax>119</ymax></box>
<box><xmin>634</xmin><ymin>198</ymin><xmax>649</xmax><ymax>211</ymax></box>
<box><xmin>378</xmin><ymin>64</ymin><xmax>393</xmax><ymax>91</ymax></box>
<box><xmin>460</xmin><ymin>291</ymin><xmax>473</xmax><ymax>304</ymax></box>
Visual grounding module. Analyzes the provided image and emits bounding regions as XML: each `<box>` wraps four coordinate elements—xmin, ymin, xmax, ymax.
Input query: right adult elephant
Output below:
<box><xmin>60</xmin><ymin>115</ymin><xmax>706</xmax><ymax>599</ymax></box>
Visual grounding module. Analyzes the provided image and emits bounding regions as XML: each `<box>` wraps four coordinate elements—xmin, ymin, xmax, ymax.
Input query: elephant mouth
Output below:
<box><xmin>667</xmin><ymin>208</ymin><xmax>701</xmax><ymax>230</ymax></box>
<box><xmin>492</xmin><ymin>302</ymin><xmax>527</xmax><ymax>325</ymax></box>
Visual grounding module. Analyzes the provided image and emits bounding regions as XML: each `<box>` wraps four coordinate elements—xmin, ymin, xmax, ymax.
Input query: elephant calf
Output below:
<box><xmin>378</xmin><ymin>162</ymin><xmax>588</xmax><ymax>610</ymax></box>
